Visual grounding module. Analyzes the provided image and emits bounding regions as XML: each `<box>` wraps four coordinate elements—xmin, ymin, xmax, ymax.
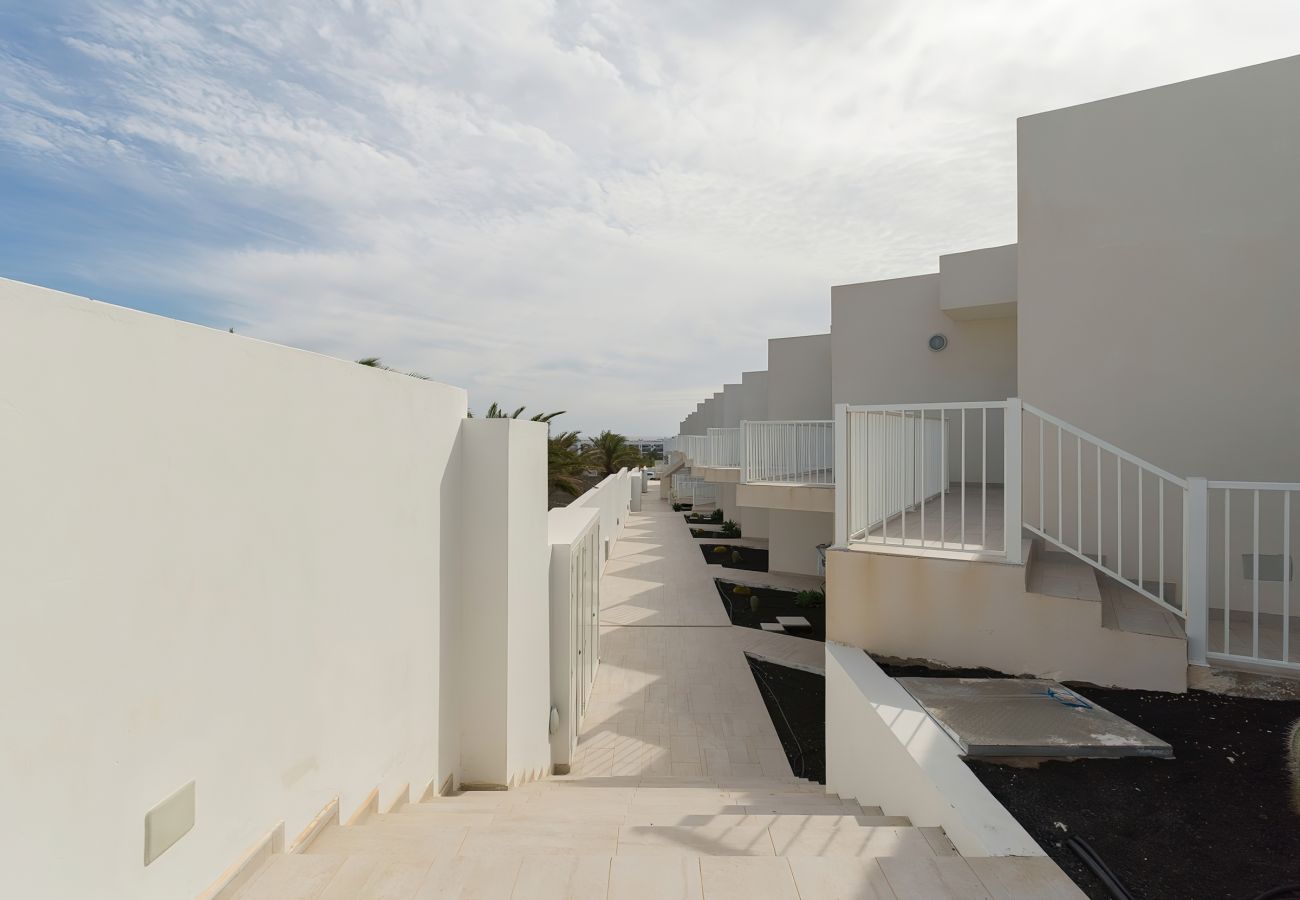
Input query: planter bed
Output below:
<box><xmin>878</xmin><ymin>658</ymin><xmax>1300</xmax><ymax>900</ymax></box>
<box><xmin>698</xmin><ymin>544</ymin><xmax>768</xmax><ymax>571</ymax></box>
<box><xmin>747</xmin><ymin>657</ymin><xmax>825</xmax><ymax>783</ymax></box>
<box><xmin>690</xmin><ymin>527</ymin><xmax>741</xmax><ymax>539</ymax></box>
<box><xmin>684</xmin><ymin>512</ymin><xmax>721</xmax><ymax>525</ymax></box>
<box><xmin>714</xmin><ymin>579</ymin><xmax>824</xmax><ymax>642</ymax></box>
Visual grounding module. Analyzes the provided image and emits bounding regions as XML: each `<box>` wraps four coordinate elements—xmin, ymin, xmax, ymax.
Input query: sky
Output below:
<box><xmin>1</xmin><ymin>2</ymin><xmax>1298</xmax><ymax>436</ymax></box>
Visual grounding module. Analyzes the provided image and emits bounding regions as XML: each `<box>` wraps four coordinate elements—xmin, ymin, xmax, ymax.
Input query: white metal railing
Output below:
<box><xmin>673</xmin><ymin>434</ymin><xmax>709</xmax><ymax>466</ymax></box>
<box><xmin>830</xmin><ymin>397</ymin><xmax>1298</xmax><ymax>675</ymax></box>
<box><xmin>742</xmin><ymin>420</ymin><xmax>834</xmax><ymax>486</ymax></box>
<box><xmin>839</xmin><ymin>402</ymin><xmax>1007</xmax><ymax>556</ymax></box>
<box><xmin>1021</xmin><ymin>402</ymin><xmax>1187</xmax><ymax>618</ymax></box>
<box><xmin>1203</xmin><ymin>482</ymin><xmax>1298</xmax><ymax>671</ymax></box>
<box><xmin>704</xmin><ymin>427</ymin><xmax>742</xmax><ymax>467</ymax></box>
<box><xmin>671</xmin><ymin>473</ymin><xmax>720</xmax><ymax>506</ymax></box>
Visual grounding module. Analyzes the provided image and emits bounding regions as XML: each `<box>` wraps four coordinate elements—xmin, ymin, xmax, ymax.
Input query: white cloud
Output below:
<box><xmin>4</xmin><ymin>0</ymin><xmax>1300</xmax><ymax>433</ymax></box>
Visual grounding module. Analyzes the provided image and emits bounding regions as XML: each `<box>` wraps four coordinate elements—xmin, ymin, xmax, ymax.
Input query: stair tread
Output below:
<box><xmin>1096</xmin><ymin>573</ymin><xmax>1186</xmax><ymax>639</ymax></box>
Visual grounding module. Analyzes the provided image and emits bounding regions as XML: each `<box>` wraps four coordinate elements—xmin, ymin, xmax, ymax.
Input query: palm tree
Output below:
<box><xmin>547</xmin><ymin>430</ymin><xmax>588</xmax><ymax>497</ymax></box>
<box><xmin>584</xmin><ymin>430</ymin><xmax>644</xmax><ymax>476</ymax></box>
<box><xmin>472</xmin><ymin>402</ymin><xmax>565</xmax><ymax>422</ymax></box>
<box><xmin>355</xmin><ymin>357</ymin><xmax>430</xmax><ymax>379</ymax></box>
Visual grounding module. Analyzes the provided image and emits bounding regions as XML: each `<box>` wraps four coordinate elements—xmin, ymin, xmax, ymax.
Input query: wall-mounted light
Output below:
<box><xmin>928</xmin><ymin>333</ymin><xmax>948</xmax><ymax>352</ymax></box>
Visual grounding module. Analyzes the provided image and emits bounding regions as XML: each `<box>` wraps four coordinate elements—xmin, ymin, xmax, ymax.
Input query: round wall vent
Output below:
<box><xmin>928</xmin><ymin>333</ymin><xmax>948</xmax><ymax>352</ymax></box>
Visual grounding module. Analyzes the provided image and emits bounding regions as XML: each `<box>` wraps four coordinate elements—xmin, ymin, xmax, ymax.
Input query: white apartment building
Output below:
<box><xmin>672</xmin><ymin>54</ymin><xmax>1300</xmax><ymax>690</ymax></box>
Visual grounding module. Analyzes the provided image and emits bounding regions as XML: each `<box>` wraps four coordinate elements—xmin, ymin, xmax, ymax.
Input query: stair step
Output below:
<box><xmin>620</xmin><ymin>812</ymin><xmax>912</xmax><ymax>828</ymax></box>
<box><xmin>1097</xmin><ymin>573</ymin><xmax>1186</xmax><ymax>639</ymax></box>
<box><xmin>618</xmin><ymin>823</ymin><xmax>935</xmax><ymax>858</ymax></box>
<box><xmin>229</xmin><ymin>854</ymin><xmax>344</xmax><ymax>900</ymax></box>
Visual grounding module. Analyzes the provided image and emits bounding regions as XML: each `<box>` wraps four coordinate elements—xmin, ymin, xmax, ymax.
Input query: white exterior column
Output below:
<box><xmin>1003</xmin><ymin>399</ymin><xmax>1023</xmax><ymax>564</ymax></box>
<box><xmin>457</xmin><ymin>418</ymin><xmax>552</xmax><ymax>788</ymax></box>
<box><xmin>1184</xmin><ymin>476</ymin><xmax>1210</xmax><ymax>667</ymax></box>
<box><xmin>834</xmin><ymin>403</ymin><xmax>848</xmax><ymax>547</ymax></box>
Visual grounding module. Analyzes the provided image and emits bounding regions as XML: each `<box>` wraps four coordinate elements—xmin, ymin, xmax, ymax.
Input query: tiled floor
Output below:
<box><xmin>575</xmin><ymin>499</ymin><xmax>820</xmax><ymax>777</ymax></box>
<box><xmin>231</xmin><ymin>494</ymin><xmax>1087</xmax><ymax>900</ymax></box>
<box><xmin>1207</xmin><ymin>608</ymin><xmax>1299</xmax><ymax>666</ymax></box>
<box><xmin>864</xmin><ymin>485</ymin><xmax>1006</xmax><ymax>553</ymax></box>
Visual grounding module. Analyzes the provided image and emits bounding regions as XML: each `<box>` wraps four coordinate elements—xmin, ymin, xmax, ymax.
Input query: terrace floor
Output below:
<box><xmin>863</xmin><ymin>485</ymin><xmax>1006</xmax><ymax>554</ymax></box>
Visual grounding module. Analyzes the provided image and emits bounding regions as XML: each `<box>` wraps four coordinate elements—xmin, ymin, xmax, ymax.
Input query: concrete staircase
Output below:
<box><xmin>230</xmin><ymin>775</ymin><xmax>1082</xmax><ymax>898</ymax></box>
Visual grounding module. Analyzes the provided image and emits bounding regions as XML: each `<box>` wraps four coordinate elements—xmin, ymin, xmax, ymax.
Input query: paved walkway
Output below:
<box><xmin>572</xmin><ymin>496</ymin><xmax>823</xmax><ymax>778</ymax></box>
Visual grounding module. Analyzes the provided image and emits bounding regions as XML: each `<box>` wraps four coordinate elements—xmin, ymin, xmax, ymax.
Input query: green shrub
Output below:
<box><xmin>712</xmin><ymin>545</ymin><xmax>728</xmax><ymax>555</ymax></box>
<box><xmin>749</xmin><ymin>594</ymin><xmax>761</xmax><ymax>613</ymax></box>
<box><xmin>794</xmin><ymin>589</ymin><xmax>825</xmax><ymax>609</ymax></box>
<box><xmin>671</xmin><ymin>502</ymin><xmax>682</xmax><ymax>511</ymax></box>
<box><xmin>730</xmin><ymin>550</ymin><xmax>743</xmax><ymax>565</ymax></box>
<box><xmin>710</xmin><ymin>509</ymin><xmax>723</xmax><ymax>522</ymax></box>
<box><xmin>720</xmin><ymin>520</ymin><xmax>741</xmax><ymax>538</ymax></box>
<box><xmin>731</xmin><ymin>584</ymin><xmax>751</xmax><ymax>596</ymax></box>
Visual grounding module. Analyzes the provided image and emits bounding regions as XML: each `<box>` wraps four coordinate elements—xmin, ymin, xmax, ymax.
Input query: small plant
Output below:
<box><xmin>749</xmin><ymin>594</ymin><xmax>761</xmax><ymax>613</ymax></box>
<box><xmin>672</xmin><ymin>502</ymin><xmax>682</xmax><ymax>511</ymax></box>
<box><xmin>794</xmin><ymin>588</ymin><xmax>826</xmax><ymax>609</ymax></box>
<box><xmin>731</xmin><ymin>584</ymin><xmax>751</xmax><ymax>596</ymax></box>
<box><xmin>712</xmin><ymin>545</ymin><xmax>728</xmax><ymax>555</ymax></box>
<box><xmin>710</xmin><ymin>509</ymin><xmax>723</xmax><ymax>523</ymax></box>
<box><xmin>730</xmin><ymin>550</ymin><xmax>743</xmax><ymax>565</ymax></box>
<box><xmin>720</xmin><ymin>520</ymin><xmax>741</xmax><ymax>538</ymax></box>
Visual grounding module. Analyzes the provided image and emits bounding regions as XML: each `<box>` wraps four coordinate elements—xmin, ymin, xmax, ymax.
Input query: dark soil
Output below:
<box><xmin>877</xmin><ymin>660</ymin><xmax>1020</xmax><ymax>680</ymax></box>
<box><xmin>690</xmin><ymin>527</ymin><xmax>726</xmax><ymax>539</ymax></box>
<box><xmin>714</xmin><ymin>579</ymin><xmax>824</xmax><ymax>642</ymax></box>
<box><xmin>747</xmin><ymin>657</ymin><xmax>825</xmax><ymax>784</ymax></box>
<box><xmin>698</xmin><ymin>544</ymin><xmax>768</xmax><ymax>571</ymax></box>
<box><xmin>684</xmin><ymin>512</ymin><xmax>721</xmax><ymax>525</ymax></box>
<box><xmin>966</xmin><ymin>686</ymin><xmax>1300</xmax><ymax>900</ymax></box>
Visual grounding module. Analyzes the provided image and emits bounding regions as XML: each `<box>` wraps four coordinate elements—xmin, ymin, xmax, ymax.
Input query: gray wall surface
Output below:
<box><xmin>767</xmin><ymin>333</ymin><xmax>832</xmax><ymax>420</ymax></box>
<box><xmin>1018</xmin><ymin>54</ymin><xmax>1300</xmax><ymax>481</ymax></box>
<box><xmin>831</xmin><ymin>273</ymin><xmax>1017</xmax><ymax>408</ymax></box>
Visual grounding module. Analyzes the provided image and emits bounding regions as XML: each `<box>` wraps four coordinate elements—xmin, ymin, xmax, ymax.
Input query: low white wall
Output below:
<box><xmin>573</xmin><ymin>468</ymin><xmax>634</xmax><ymax>568</ymax></box>
<box><xmin>547</xmin><ymin>506</ymin><xmax>601</xmax><ymax>771</ymax></box>
<box><xmin>768</xmin><ymin>509</ymin><xmax>834</xmax><ymax>577</ymax></box>
<box><xmin>825</xmin><ymin>643</ymin><xmax>1042</xmax><ymax>858</ymax></box>
<box><xmin>0</xmin><ymin>280</ymin><xmax>467</xmax><ymax>899</ymax></box>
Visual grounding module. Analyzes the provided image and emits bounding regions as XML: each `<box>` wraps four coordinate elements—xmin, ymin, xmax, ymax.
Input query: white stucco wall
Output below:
<box><xmin>460</xmin><ymin>419</ymin><xmax>552</xmax><ymax>788</ymax></box>
<box><xmin>1018</xmin><ymin>54</ymin><xmax>1300</xmax><ymax>481</ymax></box>
<box><xmin>767</xmin><ymin>333</ymin><xmax>832</xmax><ymax>420</ymax></box>
<box><xmin>826</xmin><ymin>644</ymin><xmax>1042</xmax><ymax>857</ymax></box>
<box><xmin>831</xmin><ymin>273</ymin><xmax>1017</xmax><ymax>408</ymax></box>
<box><xmin>739</xmin><ymin>370</ymin><xmax>768</xmax><ymax>422</ymax></box>
<box><xmin>0</xmin><ymin>279</ymin><xmax>467</xmax><ymax>900</ymax></box>
<box><xmin>939</xmin><ymin>244</ymin><xmax>1018</xmax><ymax>320</ymax></box>
<box><xmin>768</xmin><ymin>509</ymin><xmax>834</xmax><ymax>577</ymax></box>
<box><xmin>720</xmin><ymin>383</ymin><xmax>743</xmax><ymax>428</ymax></box>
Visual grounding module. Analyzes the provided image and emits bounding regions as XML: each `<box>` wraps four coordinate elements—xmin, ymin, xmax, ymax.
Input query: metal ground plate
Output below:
<box><xmin>897</xmin><ymin>677</ymin><xmax>1173</xmax><ymax>758</ymax></box>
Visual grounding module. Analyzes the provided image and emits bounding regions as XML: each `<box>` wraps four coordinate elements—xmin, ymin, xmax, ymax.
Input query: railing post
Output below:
<box><xmin>1184</xmin><ymin>476</ymin><xmax>1209</xmax><ymax>667</ymax></box>
<box><xmin>739</xmin><ymin>421</ymin><xmax>749</xmax><ymax>484</ymax></box>
<box><xmin>834</xmin><ymin>404</ymin><xmax>849</xmax><ymax>548</ymax></box>
<box><xmin>1003</xmin><ymin>398</ymin><xmax>1023</xmax><ymax>564</ymax></box>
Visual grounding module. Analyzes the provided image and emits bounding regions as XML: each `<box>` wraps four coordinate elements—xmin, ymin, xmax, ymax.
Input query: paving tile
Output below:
<box><xmin>787</xmin><ymin>857</ymin><xmax>898</xmax><ymax>899</ymax></box>
<box><xmin>617</xmin><ymin>824</ymin><xmax>775</xmax><ymax>856</ymax></box>
<box><xmin>317</xmin><ymin>856</ymin><xmax>434</xmax><ymax>900</ymax></box>
<box><xmin>699</xmin><ymin>857</ymin><xmax>799</xmax><ymax>899</ymax></box>
<box><xmin>967</xmin><ymin>857</ymin><xmax>1088</xmax><ymax>899</ymax></box>
<box><xmin>878</xmin><ymin>857</ymin><xmax>991</xmax><ymax>899</ymax></box>
<box><xmin>510</xmin><ymin>855</ymin><xmax>610</xmax><ymax>900</ymax></box>
<box><xmin>608</xmin><ymin>855</ymin><xmax>703</xmax><ymax>900</ymax></box>
<box><xmin>413</xmin><ymin>856</ymin><xmax>523</xmax><ymax>899</ymax></box>
<box><xmin>233</xmin><ymin>855</ymin><xmax>346</xmax><ymax>900</ymax></box>
<box><xmin>769</xmin><ymin>824</ymin><xmax>934</xmax><ymax>858</ymax></box>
